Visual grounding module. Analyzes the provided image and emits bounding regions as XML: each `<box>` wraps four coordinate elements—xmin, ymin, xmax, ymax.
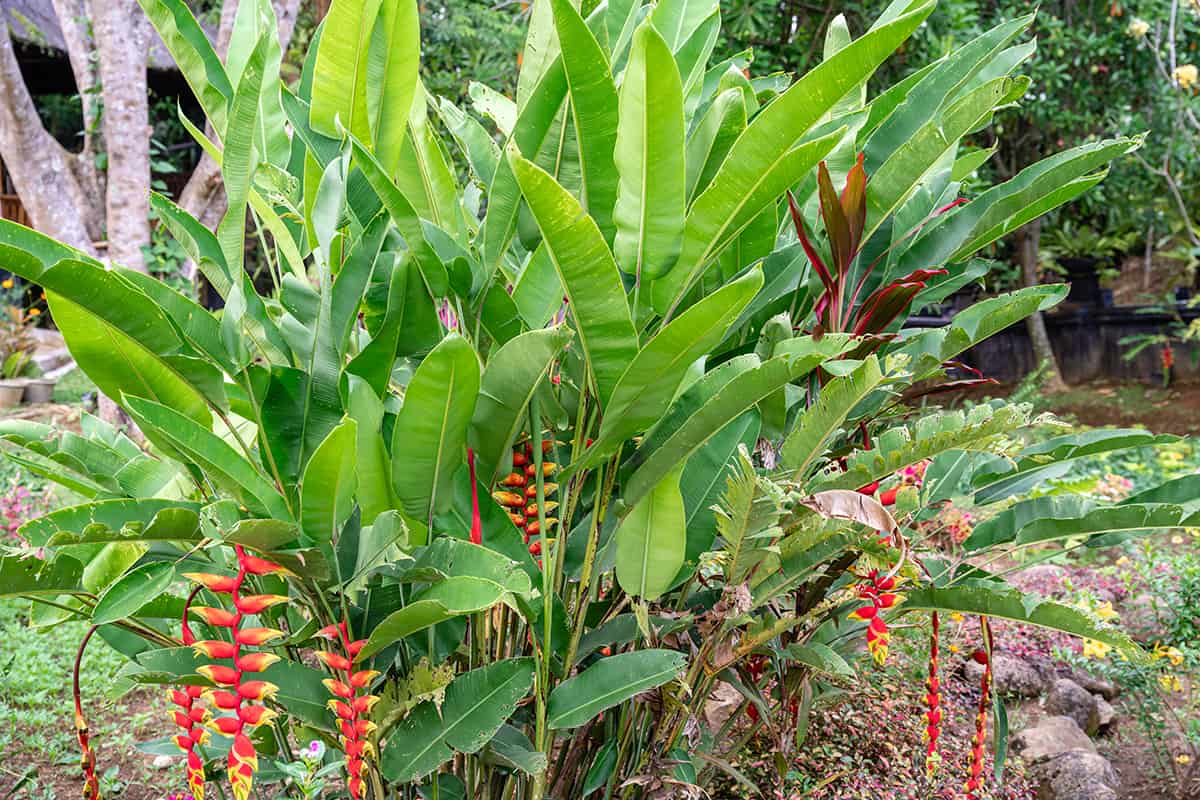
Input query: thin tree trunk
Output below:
<box><xmin>93</xmin><ymin>0</ymin><xmax>152</xmax><ymax>272</ymax></box>
<box><xmin>49</xmin><ymin>0</ymin><xmax>101</xmax><ymax>154</ymax></box>
<box><xmin>0</xmin><ymin>23</ymin><xmax>99</xmax><ymax>254</ymax></box>
<box><xmin>1016</xmin><ymin>219</ymin><xmax>1068</xmax><ymax>392</ymax></box>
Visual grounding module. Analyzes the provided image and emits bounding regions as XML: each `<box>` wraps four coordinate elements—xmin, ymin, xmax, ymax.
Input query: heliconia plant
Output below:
<box><xmin>0</xmin><ymin>0</ymin><xmax>1183</xmax><ymax>797</ymax></box>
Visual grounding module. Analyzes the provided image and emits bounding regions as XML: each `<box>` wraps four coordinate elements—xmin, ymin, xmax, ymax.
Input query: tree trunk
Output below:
<box><xmin>0</xmin><ymin>24</ymin><xmax>100</xmax><ymax>254</ymax></box>
<box><xmin>93</xmin><ymin>0</ymin><xmax>152</xmax><ymax>272</ymax></box>
<box><xmin>49</xmin><ymin>0</ymin><xmax>101</xmax><ymax>154</ymax></box>
<box><xmin>1016</xmin><ymin>219</ymin><xmax>1068</xmax><ymax>392</ymax></box>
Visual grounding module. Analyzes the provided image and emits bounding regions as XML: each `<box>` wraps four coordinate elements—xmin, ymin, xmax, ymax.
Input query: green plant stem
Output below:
<box><xmin>530</xmin><ymin>393</ymin><xmax>552</xmax><ymax>800</ymax></box>
<box><xmin>563</xmin><ymin>450</ymin><xmax>620</xmax><ymax>676</ymax></box>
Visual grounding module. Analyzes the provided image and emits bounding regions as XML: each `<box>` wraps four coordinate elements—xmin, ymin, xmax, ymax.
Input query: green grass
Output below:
<box><xmin>0</xmin><ymin>597</ymin><xmax>158</xmax><ymax>796</ymax></box>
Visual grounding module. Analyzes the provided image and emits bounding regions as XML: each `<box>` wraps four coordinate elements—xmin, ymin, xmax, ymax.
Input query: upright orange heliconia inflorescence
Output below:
<box><xmin>184</xmin><ymin>546</ymin><xmax>289</xmax><ymax>800</ymax></box>
<box><xmin>315</xmin><ymin>621</ymin><xmax>379</xmax><ymax>799</ymax></box>
<box><xmin>848</xmin><ymin>569</ymin><xmax>901</xmax><ymax>665</ymax></box>
<box><xmin>964</xmin><ymin>618</ymin><xmax>994</xmax><ymax>800</ymax></box>
<box><xmin>74</xmin><ymin>626</ymin><xmax>102</xmax><ymax>800</ymax></box>
<box><xmin>923</xmin><ymin>611</ymin><xmax>942</xmax><ymax>777</ymax></box>
<box><xmin>492</xmin><ymin>439</ymin><xmax>558</xmax><ymax>553</ymax></box>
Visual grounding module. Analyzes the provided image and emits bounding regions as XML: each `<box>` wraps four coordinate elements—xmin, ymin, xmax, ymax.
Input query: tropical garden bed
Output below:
<box><xmin>2</xmin><ymin>0</ymin><xmax>1199</xmax><ymax>799</ymax></box>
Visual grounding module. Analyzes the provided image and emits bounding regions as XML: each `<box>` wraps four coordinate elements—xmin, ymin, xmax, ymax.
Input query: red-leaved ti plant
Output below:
<box><xmin>183</xmin><ymin>546</ymin><xmax>289</xmax><ymax>800</ymax></box>
<box><xmin>965</xmin><ymin>618</ymin><xmax>995</xmax><ymax>799</ymax></box>
<box><xmin>924</xmin><ymin>611</ymin><xmax>943</xmax><ymax>777</ymax></box>
<box><xmin>848</xmin><ymin>569</ymin><xmax>901</xmax><ymax>665</ymax></box>
<box><xmin>74</xmin><ymin>626</ymin><xmax>102</xmax><ymax>800</ymax></box>
<box><xmin>316</xmin><ymin>621</ymin><xmax>380</xmax><ymax>799</ymax></box>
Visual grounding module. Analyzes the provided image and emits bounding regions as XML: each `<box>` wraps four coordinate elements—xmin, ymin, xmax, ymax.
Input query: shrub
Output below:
<box><xmin>0</xmin><ymin>0</ymin><xmax>1183</xmax><ymax>798</ymax></box>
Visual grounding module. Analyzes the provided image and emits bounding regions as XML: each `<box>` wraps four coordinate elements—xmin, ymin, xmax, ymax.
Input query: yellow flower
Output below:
<box><xmin>1178</xmin><ymin>754</ymin><xmax>1192</xmax><ymax>765</ymax></box>
<box><xmin>1176</xmin><ymin>64</ymin><xmax>1199</xmax><ymax>90</ymax></box>
<box><xmin>949</xmin><ymin>645</ymin><xmax>961</xmax><ymax>655</ymax></box>
<box><xmin>1153</xmin><ymin>644</ymin><xmax>1185</xmax><ymax>666</ymax></box>
<box><xmin>1</xmin><ymin>279</ymin><xmax>11</xmax><ymax>289</ymax></box>
<box><xmin>1127</xmin><ymin>18</ymin><xmax>1150</xmax><ymax>37</ymax></box>
<box><xmin>1159</xmin><ymin>674</ymin><xmax>1183</xmax><ymax>692</ymax></box>
<box><xmin>950</xmin><ymin>612</ymin><xmax>965</xmax><ymax>623</ymax></box>
<box><xmin>1082</xmin><ymin>639</ymin><xmax>1112</xmax><ymax>660</ymax></box>
<box><xmin>1172</xmin><ymin>535</ymin><xmax>1185</xmax><ymax>545</ymax></box>
<box><xmin>1115</xmin><ymin>556</ymin><xmax>1131</xmax><ymax>567</ymax></box>
<box><xmin>27</xmin><ymin>308</ymin><xmax>40</xmax><ymax>317</ymax></box>
<box><xmin>1094</xmin><ymin>601</ymin><xmax>1119</xmax><ymax>622</ymax></box>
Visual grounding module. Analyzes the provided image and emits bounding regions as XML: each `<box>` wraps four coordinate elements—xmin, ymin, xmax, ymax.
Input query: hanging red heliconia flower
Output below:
<box><xmin>184</xmin><ymin>546</ymin><xmax>287</xmax><ymax>800</ymax></box>
<box><xmin>924</xmin><ymin>611</ymin><xmax>942</xmax><ymax>777</ymax></box>
<box><xmin>316</xmin><ymin>622</ymin><xmax>379</xmax><ymax>799</ymax></box>
<box><xmin>850</xmin><ymin>570</ymin><xmax>902</xmax><ymax>665</ymax></box>
<box><xmin>964</xmin><ymin>618</ymin><xmax>994</xmax><ymax>799</ymax></box>
<box><xmin>168</xmin><ymin>684</ymin><xmax>210</xmax><ymax>800</ymax></box>
<box><xmin>74</xmin><ymin>626</ymin><xmax>102</xmax><ymax>800</ymax></box>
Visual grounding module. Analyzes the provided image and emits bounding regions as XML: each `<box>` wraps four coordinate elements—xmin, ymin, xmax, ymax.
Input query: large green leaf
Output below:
<box><xmin>0</xmin><ymin>555</ymin><xmax>86</xmax><ymax>597</ymax></box>
<box><xmin>780</xmin><ymin>356</ymin><xmax>885</xmax><ymax>479</ymax></box>
<box><xmin>547</xmin><ymin>649</ymin><xmax>686</xmax><ymax>729</ymax></box>
<box><xmin>309</xmin><ymin>0</ymin><xmax>383</xmax><ymax>139</ymax></box>
<box><xmin>215</xmin><ymin>34</ymin><xmax>267</xmax><ymax>274</ymax></box>
<box><xmin>381</xmin><ymin>658</ymin><xmax>536</xmax><ymax>782</ymax></box>
<box><xmin>469</xmin><ymin>327</ymin><xmax>573</xmax><ymax>486</ymax></box>
<box><xmin>685</xmin><ymin>88</ymin><xmax>746</xmax><ymax>201</ymax></box>
<box><xmin>92</xmin><ymin>562</ymin><xmax>175</xmax><ymax>625</ymax></box>
<box><xmin>964</xmin><ymin>501</ymin><xmax>1196</xmax><ymax>553</ymax></box>
<box><xmin>346</xmin><ymin>376</ymin><xmax>399</xmax><ymax>525</ymax></box>
<box><xmin>615</xmin><ymin>465</ymin><xmax>686</xmax><ymax>600</ymax></box>
<box><xmin>551</xmin><ymin>0</ymin><xmax>619</xmax><ymax>238</ymax></box>
<box><xmin>136</xmin><ymin>0</ymin><xmax>232</xmax><ymax>132</ymax></box>
<box><xmin>612</xmin><ymin>21</ymin><xmax>686</xmax><ymax>279</ymax></box>
<box><xmin>300</xmin><ymin>418</ymin><xmax>358</xmax><ymax>547</ymax></box>
<box><xmin>123</xmin><ymin>395</ymin><xmax>291</xmax><ymax>520</ymax></box>
<box><xmin>366</xmin><ymin>0</ymin><xmax>420</xmax><ymax>174</ymax></box>
<box><xmin>360</xmin><ymin>576</ymin><xmax>509</xmax><ymax>659</ymax></box>
<box><xmin>903</xmin><ymin>584</ymin><xmax>1144</xmax><ymax>661</ymax></box>
<box><xmin>391</xmin><ymin>335</ymin><xmax>481</xmax><ymax>525</ymax></box>
<box><xmin>20</xmin><ymin>500</ymin><xmax>201</xmax><ymax>548</ymax></box>
<box><xmin>574</xmin><ymin>267</ymin><xmax>763</xmax><ymax>470</ymax></box>
<box><xmin>650</xmin><ymin>0</ymin><xmax>936</xmax><ymax>316</ymax></box>
<box><xmin>510</xmin><ymin>154</ymin><xmax>638</xmax><ymax>407</ymax></box>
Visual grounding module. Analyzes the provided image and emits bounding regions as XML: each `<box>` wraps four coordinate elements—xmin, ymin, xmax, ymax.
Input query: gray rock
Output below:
<box><xmin>1069</xmin><ymin>669</ymin><xmax>1120</xmax><ymax>700</ymax></box>
<box><xmin>1094</xmin><ymin>696</ymin><xmax>1117</xmax><ymax>734</ymax></box>
<box><xmin>965</xmin><ymin>652</ymin><xmax>1047</xmax><ymax>698</ymax></box>
<box><xmin>1046</xmin><ymin>679</ymin><xmax>1100</xmax><ymax>736</ymax></box>
<box><xmin>1034</xmin><ymin>751</ymin><xmax>1119</xmax><ymax>800</ymax></box>
<box><xmin>1123</xmin><ymin>593</ymin><xmax>1170</xmax><ymax>644</ymax></box>
<box><xmin>1012</xmin><ymin>716</ymin><xmax>1097</xmax><ymax>764</ymax></box>
<box><xmin>151</xmin><ymin>754</ymin><xmax>175</xmax><ymax>769</ymax></box>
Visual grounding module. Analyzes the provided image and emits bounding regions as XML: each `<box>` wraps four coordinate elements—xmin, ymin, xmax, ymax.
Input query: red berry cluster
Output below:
<box><xmin>316</xmin><ymin>621</ymin><xmax>379</xmax><ymax>799</ymax></box>
<box><xmin>848</xmin><ymin>569</ymin><xmax>900</xmax><ymax>665</ymax></box>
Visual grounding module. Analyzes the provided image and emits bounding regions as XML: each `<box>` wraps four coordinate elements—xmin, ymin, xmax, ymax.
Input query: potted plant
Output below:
<box><xmin>0</xmin><ymin>304</ymin><xmax>37</xmax><ymax>408</ymax></box>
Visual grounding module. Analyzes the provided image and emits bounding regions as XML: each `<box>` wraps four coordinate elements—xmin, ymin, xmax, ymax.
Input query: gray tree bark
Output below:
<box><xmin>1016</xmin><ymin>219</ymin><xmax>1068</xmax><ymax>392</ymax></box>
<box><xmin>0</xmin><ymin>22</ymin><xmax>100</xmax><ymax>253</ymax></box>
<box><xmin>93</xmin><ymin>0</ymin><xmax>152</xmax><ymax>272</ymax></box>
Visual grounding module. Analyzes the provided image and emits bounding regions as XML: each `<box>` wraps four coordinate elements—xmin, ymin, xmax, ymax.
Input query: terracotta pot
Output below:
<box><xmin>0</xmin><ymin>380</ymin><xmax>25</xmax><ymax>409</ymax></box>
<box><xmin>21</xmin><ymin>378</ymin><xmax>55</xmax><ymax>404</ymax></box>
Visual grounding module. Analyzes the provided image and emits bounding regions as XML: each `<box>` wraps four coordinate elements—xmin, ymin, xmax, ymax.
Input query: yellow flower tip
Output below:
<box><xmin>1</xmin><ymin>279</ymin><xmax>12</xmax><ymax>289</ymax></box>
<box><xmin>1177</xmin><ymin>754</ymin><xmax>1192</xmax><ymax>765</ymax></box>
<box><xmin>1175</xmin><ymin>64</ymin><xmax>1198</xmax><ymax>90</ymax></box>
<box><xmin>950</xmin><ymin>612</ymin><xmax>965</xmax><ymax>623</ymax></box>
<box><xmin>1082</xmin><ymin>639</ymin><xmax>1113</xmax><ymax>660</ymax></box>
<box><xmin>1094</xmin><ymin>601</ymin><xmax>1119</xmax><ymax>622</ymax></box>
<box><xmin>27</xmin><ymin>308</ymin><xmax>40</xmax><ymax>316</ymax></box>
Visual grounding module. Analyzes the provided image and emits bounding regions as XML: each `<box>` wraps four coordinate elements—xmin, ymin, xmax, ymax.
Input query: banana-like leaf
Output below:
<box><xmin>309</xmin><ymin>0</ymin><xmax>383</xmax><ymax>139</ymax></box>
<box><xmin>547</xmin><ymin>649</ymin><xmax>686</xmax><ymax>729</ymax></box>
<box><xmin>0</xmin><ymin>555</ymin><xmax>86</xmax><ymax>597</ymax></box>
<box><xmin>574</xmin><ymin>267</ymin><xmax>763</xmax><ymax>471</ymax></box>
<box><xmin>551</xmin><ymin>0</ymin><xmax>619</xmax><ymax>238</ymax></box>
<box><xmin>300</xmin><ymin>418</ymin><xmax>358</xmax><ymax>547</ymax></box>
<box><xmin>650</xmin><ymin>0</ymin><xmax>936</xmax><ymax>316</ymax></box>
<box><xmin>381</xmin><ymin>658</ymin><xmax>536</xmax><ymax>782</ymax></box>
<box><xmin>136</xmin><ymin>0</ymin><xmax>232</xmax><ymax>133</ymax></box>
<box><xmin>360</xmin><ymin>575</ymin><xmax>509</xmax><ymax>660</ymax></box>
<box><xmin>92</xmin><ymin>562</ymin><xmax>175</xmax><ymax>625</ymax></box>
<box><xmin>216</xmin><ymin>34</ymin><xmax>267</xmax><ymax>274</ymax></box>
<box><xmin>0</xmin><ymin>439</ymin><xmax>115</xmax><ymax>499</ymax></box>
<box><xmin>902</xmin><ymin>584</ymin><xmax>1144</xmax><ymax>661</ymax></box>
<box><xmin>391</xmin><ymin>335</ymin><xmax>481</xmax><ymax>525</ymax></box>
<box><xmin>615</xmin><ymin>465</ymin><xmax>685</xmax><ymax>600</ymax></box>
<box><xmin>965</xmin><ymin>501</ymin><xmax>1196</xmax><ymax>553</ymax></box>
<box><xmin>510</xmin><ymin>153</ymin><xmax>638</xmax><ymax>407</ymax></box>
<box><xmin>436</xmin><ymin>97</ymin><xmax>502</xmax><ymax>188</ymax></box>
<box><xmin>613</xmin><ymin>21</ymin><xmax>686</xmax><ymax>279</ymax></box>
<box><xmin>123</xmin><ymin>395</ymin><xmax>291</xmax><ymax>521</ymax></box>
<box><xmin>366</xmin><ymin>0</ymin><xmax>420</xmax><ymax>174</ymax></box>
<box><xmin>780</xmin><ymin>356</ymin><xmax>884</xmax><ymax>480</ymax></box>
<box><xmin>22</xmin><ymin>501</ymin><xmax>201</xmax><ymax>549</ymax></box>
<box><xmin>469</xmin><ymin>327</ymin><xmax>573</xmax><ymax>486</ymax></box>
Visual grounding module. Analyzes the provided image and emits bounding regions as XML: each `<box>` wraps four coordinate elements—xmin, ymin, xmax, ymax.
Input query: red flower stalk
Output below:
<box><xmin>964</xmin><ymin>617</ymin><xmax>994</xmax><ymax>799</ymax></box>
<box><xmin>185</xmin><ymin>547</ymin><xmax>285</xmax><ymax>800</ymax></box>
<box><xmin>924</xmin><ymin>611</ymin><xmax>942</xmax><ymax>777</ymax></box>
<box><xmin>850</xmin><ymin>570</ymin><xmax>901</xmax><ymax>665</ymax></box>
<box><xmin>168</xmin><ymin>684</ymin><xmax>210</xmax><ymax>799</ymax></box>
<box><xmin>467</xmin><ymin>447</ymin><xmax>483</xmax><ymax>545</ymax></box>
<box><xmin>316</xmin><ymin>621</ymin><xmax>379</xmax><ymax>799</ymax></box>
<box><xmin>74</xmin><ymin>626</ymin><xmax>102</xmax><ymax>800</ymax></box>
